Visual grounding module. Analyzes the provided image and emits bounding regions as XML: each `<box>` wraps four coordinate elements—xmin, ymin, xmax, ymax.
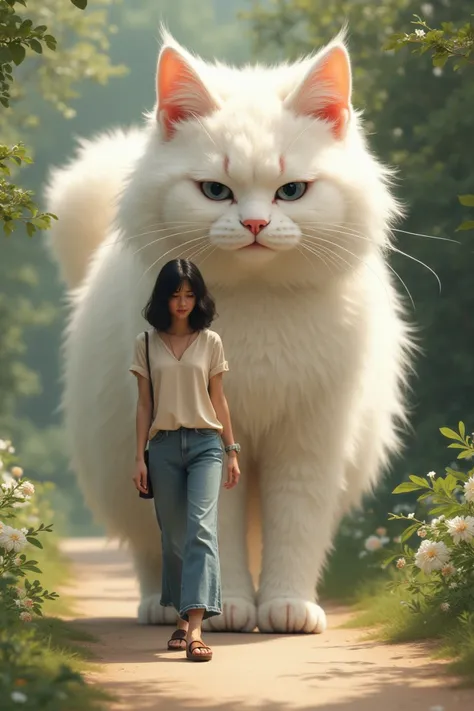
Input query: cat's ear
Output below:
<box><xmin>285</xmin><ymin>44</ymin><xmax>352</xmax><ymax>139</ymax></box>
<box><xmin>156</xmin><ymin>46</ymin><xmax>216</xmax><ymax>140</ymax></box>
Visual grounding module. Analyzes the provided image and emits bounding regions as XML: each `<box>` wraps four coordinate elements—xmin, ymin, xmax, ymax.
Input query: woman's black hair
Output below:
<box><xmin>142</xmin><ymin>259</ymin><xmax>216</xmax><ymax>332</ymax></box>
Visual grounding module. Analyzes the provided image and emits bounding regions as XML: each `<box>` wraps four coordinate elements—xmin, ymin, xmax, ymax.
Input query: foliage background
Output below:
<box><xmin>1</xmin><ymin>0</ymin><xmax>473</xmax><ymax>535</ymax></box>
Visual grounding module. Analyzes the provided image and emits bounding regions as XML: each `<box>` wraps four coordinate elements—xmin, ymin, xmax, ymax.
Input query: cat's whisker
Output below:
<box><xmin>300</xmin><ymin>239</ymin><xmax>351</xmax><ymax>276</ymax></box>
<box><xmin>139</xmin><ymin>234</ymin><xmax>210</xmax><ymax>282</ymax></box>
<box><xmin>391</xmin><ymin>246</ymin><xmax>442</xmax><ymax>294</ymax></box>
<box><xmin>301</xmin><ymin>233</ymin><xmax>408</xmax><ymax>309</ymax></box>
<box><xmin>391</xmin><ymin>227</ymin><xmax>460</xmax><ymax>245</ymax></box>
<box><xmin>195</xmin><ymin>245</ymin><xmax>217</xmax><ymax>268</ymax></box>
<box><xmin>300</xmin><ymin>220</ymin><xmax>460</xmax><ymax>245</ymax></box>
<box><xmin>298</xmin><ymin>243</ymin><xmax>340</xmax><ymax>277</ymax></box>
<box><xmin>182</xmin><ymin>239</ymin><xmax>211</xmax><ymax>262</ymax></box>
<box><xmin>132</xmin><ymin>227</ymin><xmax>205</xmax><ymax>257</ymax></box>
<box><xmin>303</xmin><ymin>223</ymin><xmax>442</xmax><ymax>294</ymax></box>
<box><xmin>98</xmin><ymin>223</ymin><xmax>204</xmax><ymax>250</ymax></box>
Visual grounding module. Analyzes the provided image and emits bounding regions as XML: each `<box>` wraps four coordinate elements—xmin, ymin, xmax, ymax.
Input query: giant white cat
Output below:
<box><xmin>46</xmin><ymin>32</ymin><xmax>412</xmax><ymax>633</ymax></box>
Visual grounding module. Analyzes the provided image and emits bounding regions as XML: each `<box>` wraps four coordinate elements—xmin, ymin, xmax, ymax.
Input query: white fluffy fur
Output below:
<box><xmin>47</xmin><ymin>33</ymin><xmax>412</xmax><ymax>634</ymax></box>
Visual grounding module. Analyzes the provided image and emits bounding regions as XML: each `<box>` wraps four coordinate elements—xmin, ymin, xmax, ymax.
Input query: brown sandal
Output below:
<box><xmin>167</xmin><ymin>629</ymin><xmax>187</xmax><ymax>650</ymax></box>
<box><xmin>186</xmin><ymin>639</ymin><xmax>213</xmax><ymax>662</ymax></box>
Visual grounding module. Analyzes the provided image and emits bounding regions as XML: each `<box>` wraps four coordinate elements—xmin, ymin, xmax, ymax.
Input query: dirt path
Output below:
<box><xmin>60</xmin><ymin>537</ymin><xmax>473</xmax><ymax>711</ymax></box>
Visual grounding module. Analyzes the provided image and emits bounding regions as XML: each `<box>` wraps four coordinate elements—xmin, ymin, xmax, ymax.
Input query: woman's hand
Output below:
<box><xmin>224</xmin><ymin>452</ymin><xmax>240</xmax><ymax>490</ymax></box>
<box><xmin>133</xmin><ymin>457</ymin><xmax>149</xmax><ymax>494</ymax></box>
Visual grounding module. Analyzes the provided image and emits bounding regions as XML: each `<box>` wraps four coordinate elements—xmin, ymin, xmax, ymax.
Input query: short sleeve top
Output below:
<box><xmin>129</xmin><ymin>328</ymin><xmax>228</xmax><ymax>439</ymax></box>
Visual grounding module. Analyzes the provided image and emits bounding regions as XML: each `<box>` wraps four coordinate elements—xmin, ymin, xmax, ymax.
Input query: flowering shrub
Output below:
<box><xmin>0</xmin><ymin>439</ymin><xmax>102</xmax><ymax>710</ymax></box>
<box><xmin>385</xmin><ymin>423</ymin><xmax>474</xmax><ymax>617</ymax></box>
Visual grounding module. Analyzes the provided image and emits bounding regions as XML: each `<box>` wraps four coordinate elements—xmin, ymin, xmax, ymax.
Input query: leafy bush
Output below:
<box><xmin>386</xmin><ymin>423</ymin><xmax>474</xmax><ymax>617</ymax></box>
<box><xmin>0</xmin><ymin>439</ymin><xmax>106</xmax><ymax>710</ymax></box>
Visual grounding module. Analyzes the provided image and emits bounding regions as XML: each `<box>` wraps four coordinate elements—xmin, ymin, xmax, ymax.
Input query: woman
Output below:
<box><xmin>130</xmin><ymin>258</ymin><xmax>240</xmax><ymax>662</ymax></box>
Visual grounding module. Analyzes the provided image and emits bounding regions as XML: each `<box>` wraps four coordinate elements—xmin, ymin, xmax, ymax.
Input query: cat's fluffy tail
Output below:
<box><xmin>45</xmin><ymin>128</ymin><xmax>145</xmax><ymax>289</ymax></box>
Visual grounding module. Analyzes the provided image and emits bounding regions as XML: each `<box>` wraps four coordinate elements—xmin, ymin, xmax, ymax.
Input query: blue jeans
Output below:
<box><xmin>148</xmin><ymin>427</ymin><xmax>224</xmax><ymax>621</ymax></box>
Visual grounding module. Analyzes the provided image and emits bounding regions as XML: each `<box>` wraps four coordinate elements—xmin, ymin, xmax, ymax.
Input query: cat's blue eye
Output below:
<box><xmin>199</xmin><ymin>181</ymin><xmax>233</xmax><ymax>201</ymax></box>
<box><xmin>275</xmin><ymin>182</ymin><xmax>308</xmax><ymax>201</ymax></box>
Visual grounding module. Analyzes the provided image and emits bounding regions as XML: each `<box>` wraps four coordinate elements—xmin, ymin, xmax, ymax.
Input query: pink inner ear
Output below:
<box><xmin>157</xmin><ymin>47</ymin><xmax>215</xmax><ymax>139</ymax></box>
<box><xmin>314</xmin><ymin>48</ymin><xmax>350</xmax><ymax>138</ymax></box>
<box><xmin>293</xmin><ymin>46</ymin><xmax>351</xmax><ymax>139</ymax></box>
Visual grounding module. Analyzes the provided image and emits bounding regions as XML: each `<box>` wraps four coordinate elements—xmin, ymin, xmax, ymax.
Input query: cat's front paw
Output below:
<box><xmin>137</xmin><ymin>595</ymin><xmax>177</xmax><ymax>625</ymax></box>
<box><xmin>203</xmin><ymin>597</ymin><xmax>257</xmax><ymax>632</ymax></box>
<box><xmin>257</xmin><ymin>598</ymin><xmax>327</xmax><ymax>634</ymax></box>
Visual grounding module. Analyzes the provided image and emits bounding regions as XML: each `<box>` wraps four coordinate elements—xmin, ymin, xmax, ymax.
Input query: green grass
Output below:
<box><xmin>343</xmin><ymin>576</ymin><xmax>474</xmax><ymax>686</ymax></box>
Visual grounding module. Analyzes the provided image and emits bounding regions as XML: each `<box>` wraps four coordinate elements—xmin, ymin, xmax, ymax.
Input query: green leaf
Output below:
<box><xmin>458</xmin><ymin>450</ymin><xmax>474</xmax><ymax>460</ymax></box>
<box><xmin>447</xmin><ymin>443</ymin><xmax>467</xmax><ymax>449</ymax></box>
<box><xmin>457</xmin><ymin>221</ymin><xmax>474</xmax><ymax>232</ymax></box>
<box><xmin>9</xmin><ymin>43</ymin><xmax>26</xmax><ymax>66</ymax></box>
<box><xmin>409</xmin><ymin>474</ymin><xmax>430</xmax><ymax>489</ymax></box>
<box><xmin>26</xmin><ymin>536</ymin><xmax>43</xmax><ymax>549</ymax></box>
<box><xmin>70</xmin><ymin>0</ymin><xmax>88</xmax><ymax>8</ymax></box>
<box><xmin>440</xmin><ymin>427</ymin><xmax>464</xmax><ymax>442</ymax></box>
<box><xmin>29</xmin><ymin>39</ymin><xmax>43</xmax><ymax>54</ymax></box>
<box><xmin>458</xmin><ymin>195</ymin><xmax>474</xmax><ymax>208</ymax></box>
<box><xmin>0</xmin><ymin>47</ymin><xmax>12</xmax><ymax>63</ymax></box>
<box><xmin>392</xmin><ymin>481</ymin><xmax>422</xmax><ymax>494</ymax></box>
<box><xmin>459</xmin><ymin>421</ymin><xmax>466</xmax><ymax>439</ymax></box>
<box><xmin>401</xmin><ymin>524</ymin><xmax>419</xmax><ymax>543</ymax></box>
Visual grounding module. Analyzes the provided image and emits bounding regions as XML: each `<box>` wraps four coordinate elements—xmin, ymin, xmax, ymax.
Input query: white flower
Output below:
<box><xmin>11</xmin><ymin>466</ymin><xmax>23</xmax><ymax>479</ymax></box>
<box><xmin>415</xmin><ymin>540</ymin><xmax>450</xmax><ymax>574</ymax></box>
<box><xmin>19</xmin><ymin>611</ymin><xmax>32</xmax><ymax>622</ymax></box>
<box><xmin>364</xmin><ymin>535</ymin><xmax>382</xmax><ymax>552</ymax></box>
<box><xmin>427</xmin><ymin>471</ymin><xmax>436</xmax><ymax>479</ymax></box>
<box><xmin>440</xmin><ymin>602</ymin><xmax>450</xmax><ymax>613</ymax></box>
<box><xmin>421</xmin><ymin>3</ymin><xmax>433</xmax><ymax>16</ymax></box>
<box><xmin>8</xmin><ymin>445</ymin><xmax>15</xmax><ymax>454</ymax></box>
<box><xmin>446</xmin><ymin>516</ymin><xmax>474</xmax><ymax>544</ymax></box>
<box><xmin>15</xmin><ymin>587</ymin><xmax>26</xmax><ymax>599</ymax></box>
<box><xmin>23</xmin><ymin>598</ymin><xmax>34</xmax><ymax>609</ymax></box>
<box><xmin>417</xmin><ymin>528</ymin><xmax>428</xmax><ymax>538</ymax></box>
<box><xmin>433</xmin><ymin>67</ymin><xmax>443</xmax><ymax>77</ymax></box>
<box><xmin>392</xmin><ymin>127</ymin><xmax>403</xmax><ymax>138</ymax></box>
<box><xmin>15</xmin><ymin>599</ymin><xmax>22</xmax><ymax>607</ymax></box>
<box><xmin>396</xmin><ymin>557</ymin><xmax>406</xmax><ymax>569</ymax></box>
<box><xmin>11</xmin><ymin>691</ymin><xmax>28</xmax><ymax>703</ymax></box>
<box><xmin>464</xmin><ymin>475</ymin><xmax>474</xmax><ymax>503</ymax></box>
<box><xmin>407</xmin><ymin>513</ymin><xmax>415</xmax><ymax>519</ymax></box>
<box><xmin>19</xmin><ymin>480</ymin><xmax>34</xmax><ymax>497</ymax></box>
<box><xmin>415</xmin><ymin>28</ymin><xmax>426</xmax><ymax>38</ymax></box>
<box><xmin>449</xmin><ymin>582</ymin><xmax>459</xmax><ymax>589</ymax></box>
<box><xmin>0</xmin><ymin>525</ymin><xmax>27</xmax><ymax>553</ymax></box>
<box><xmin>13</xmin><ymin>556</ymin><xmax>22</xmax><ymax>566</ymax></box>
<box><xmin>441</xmin><ymin>564</ymin><xmax>456</xmax><ymax>577</ymax></box>
<box><xmin>0</xmin><ymin>439</ymin><xmax>8</xmax><ymax>451</ymax></box>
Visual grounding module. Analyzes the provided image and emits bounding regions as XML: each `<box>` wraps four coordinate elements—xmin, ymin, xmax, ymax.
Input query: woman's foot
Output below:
<box><xmin>167</xmin><ymin>618</ymin><xmax>188</xmax><ymax>650</ymax></box>
<box><xmin>186</xmin><ymin>638</ymin><xmax>213</xmax><ymax>662</ymax></box>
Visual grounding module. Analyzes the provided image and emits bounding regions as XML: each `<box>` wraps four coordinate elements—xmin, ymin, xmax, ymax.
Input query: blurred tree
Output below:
<box><xmin>0</xmin><ymin>0</ymin><xmax>123</xmax><ymax>421</ymax></box>
<box><xmin>246</xmin><ymin>1</ymin><xmax>474</xmax><ymax>505</ymax></box>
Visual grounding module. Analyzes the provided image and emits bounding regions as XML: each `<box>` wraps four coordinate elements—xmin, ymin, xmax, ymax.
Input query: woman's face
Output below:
<box><xmin>168</xmin><ymin>280</ymin><xmax>196</xmax><ymax>322</ymax></box>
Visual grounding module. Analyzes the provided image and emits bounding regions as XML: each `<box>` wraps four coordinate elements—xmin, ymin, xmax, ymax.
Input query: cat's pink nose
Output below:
<box><xmin>241</xmin><ymin>218</ymin><xmax>269</xmax><ymax>236</ymax></box>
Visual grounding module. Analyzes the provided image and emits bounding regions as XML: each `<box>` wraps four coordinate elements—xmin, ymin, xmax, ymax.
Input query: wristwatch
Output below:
<box><xmin>224</xmin><ymin>443</ymin><xmax>241</xmax><ymax>455</ymax></box>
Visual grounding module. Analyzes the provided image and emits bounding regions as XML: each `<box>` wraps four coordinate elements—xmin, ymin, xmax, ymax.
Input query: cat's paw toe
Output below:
<box><xmin>137</xmin><ymin>595</ymin><xmax>176</xmax><ymax>625</ymax></box>
<box><xmin>257</xmin><ymin>598</ymin><xmax>326</xmax><ymax>634</ymax></box>
<box><xmin>203</xmin><ymin>597</ymin><xmax>257</xmax><ymax>632</ymax></box>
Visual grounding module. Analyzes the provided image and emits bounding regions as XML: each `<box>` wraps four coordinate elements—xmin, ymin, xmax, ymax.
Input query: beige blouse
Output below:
<box><xmin>129</xmin><ymin>328</ymin><xmax>228</xmax><ymax>439</ymax></box>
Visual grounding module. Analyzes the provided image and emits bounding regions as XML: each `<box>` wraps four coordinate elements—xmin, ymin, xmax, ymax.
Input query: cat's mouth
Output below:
<box><xmin>240</xmin><ymin>240</ymin><xmax>272</xmax><ymax>251</ymax></box>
